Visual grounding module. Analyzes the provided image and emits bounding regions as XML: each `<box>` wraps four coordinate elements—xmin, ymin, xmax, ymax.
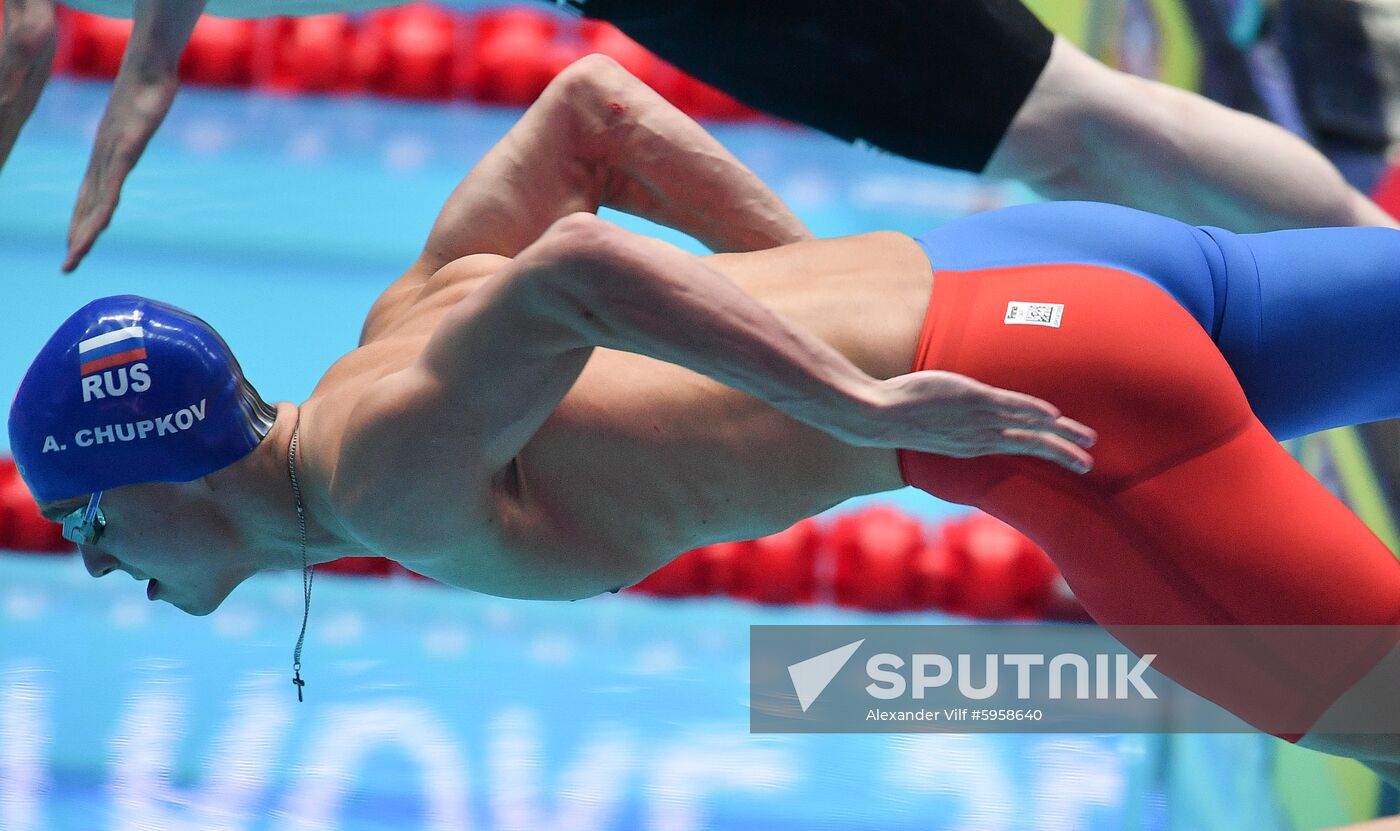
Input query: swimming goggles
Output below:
<box><xmin>61</xmin><ymin>492</ymin><xmax>107</xmax><ymax>546</ymax></box>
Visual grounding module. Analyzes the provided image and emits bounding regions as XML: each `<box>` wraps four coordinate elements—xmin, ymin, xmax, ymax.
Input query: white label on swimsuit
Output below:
<box><xmin>1004</xmin><ymin>301</ymin><xmax>1064</xmax><ymax>328</ymax></box>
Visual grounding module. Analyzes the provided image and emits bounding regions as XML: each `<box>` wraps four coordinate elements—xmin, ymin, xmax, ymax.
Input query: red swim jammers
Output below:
<box><xmin>897</xmin><ymin>264</ymin><xmax>1400</xmax><ymax>737</ymax></box>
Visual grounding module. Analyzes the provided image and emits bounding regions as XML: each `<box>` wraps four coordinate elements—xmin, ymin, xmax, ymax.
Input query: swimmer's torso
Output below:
<box><xmin>305</xmin><ymin>231</ymin><xmax>932</xmax><ymax>599</ymax></box>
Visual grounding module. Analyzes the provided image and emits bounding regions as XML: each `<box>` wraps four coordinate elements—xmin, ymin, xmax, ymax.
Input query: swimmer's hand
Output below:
<box><xmin>0</xmin><ymin>0</ymin><xmax>58</xmax><ymax>182</ymax></box>
<box><xmin>64</xmin><ymin>74</ymin><xmax>180</xmax><ymax>272</ymax></box>
<box><xmin>61</xmin><ymin>78</ymin><xmax>176</xmax><ymax>271</ymax></box>
<box><xmin>63</xmin><ymin>0</ymin><xmax>206</xmax><ymax>273</ymax></box>
<box><xmin>861</xmin><ymin>370</ymin><xmax>1097</xmax><ymax>473</ymax></box>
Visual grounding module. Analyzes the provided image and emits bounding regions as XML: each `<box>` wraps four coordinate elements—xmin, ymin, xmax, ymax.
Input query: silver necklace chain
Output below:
<box><xmin>288</xmin><ymin>423</ymin><xmax>314</xmax><ymax>702</ymax></box>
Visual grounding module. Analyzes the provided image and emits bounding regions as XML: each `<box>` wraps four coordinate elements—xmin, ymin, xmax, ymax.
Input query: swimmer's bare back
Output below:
<box><xmin>305</xmin><ymin>233</ymin><xmax>922</xmax><ymax>598</ymax></box>
<box><xmin>288</xmin><ymin>56</ymin><xmax>1094</xmax><ymax>601</ymax></box>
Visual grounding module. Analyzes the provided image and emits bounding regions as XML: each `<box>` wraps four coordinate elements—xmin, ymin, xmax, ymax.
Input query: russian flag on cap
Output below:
<box><xmin>78</xmin><ymin>326</ymin><xmax>147</xmax><ymax>376</ymax></box>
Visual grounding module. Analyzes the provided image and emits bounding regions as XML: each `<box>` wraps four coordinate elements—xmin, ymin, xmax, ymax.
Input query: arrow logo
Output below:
<box><xmin>787</xmin><ymin>639</ymin><xmax>864</xmax><ymax>712</ymax></box>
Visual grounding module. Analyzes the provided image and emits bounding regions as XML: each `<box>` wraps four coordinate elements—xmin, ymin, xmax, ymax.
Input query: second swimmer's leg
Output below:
<box><xmin>984</xmin><ymin>36</ymin><xmax>1395</xmax><ymax>230</ymax></box>
<box><xmin>1202</xmin><ymin>223</ymin><xmax>1400</xmax><ymax>439</ymax></box>
<box><xmin>579</xmin><ymin>0</ymin><xmax>1051</xmax><ymax>172</ymax></box>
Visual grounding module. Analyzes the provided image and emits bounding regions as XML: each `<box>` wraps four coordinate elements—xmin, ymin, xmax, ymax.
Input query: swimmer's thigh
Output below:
<box><xmin>976</xmin><ymin>414</ymin><xmax>1400</xmax><ymax>733</ymax></box>
<box><xmin>922</xmin><ymin>264</ymin><xmax>1400</xmax><ymax>626</ymax></box>
<box><xmin>904</xmin><ymin>262</ymin><xmax>1400</xmax><ymax>730</ymax></box>
<box><xmin>1212</xmin><ymin>224</ymin><xmax>1400</xmax><ymax>438</ymax></box>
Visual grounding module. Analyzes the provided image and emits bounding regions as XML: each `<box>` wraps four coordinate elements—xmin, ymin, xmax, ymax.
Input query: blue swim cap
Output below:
<box><xmin>8</xmin><ymin>295</ymin><xmax>276</xmax><ymax>504</ymax></box>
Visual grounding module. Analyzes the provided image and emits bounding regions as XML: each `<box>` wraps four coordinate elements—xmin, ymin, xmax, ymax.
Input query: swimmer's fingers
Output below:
<box><xmin>979</xmin><ymin>388</ymin><xmax>1098</xmax><ymax>448</ymax></box>
<box><xmin>65</xmin><ymin>170</ymin><xmax>120</xmax><ymax>273</ymax></box>
<box><xmin>993</xmin><ymin>427</ymin><xmax>1095</xmax><ymax>474</ymax></box>
<box><xmin>992</xmin><ymin>410</ymin><xmax>1098</xmax><ymax>449</ymax></box>
<box><xmin>981</xmin><ymin>386</ymin><xmax>1062</xmax><ymax>421</ymax></box>
<box><xmin>867</xmin><ymin>370</ymin><xmax>1096</xmax><ymax>471</ymax></box>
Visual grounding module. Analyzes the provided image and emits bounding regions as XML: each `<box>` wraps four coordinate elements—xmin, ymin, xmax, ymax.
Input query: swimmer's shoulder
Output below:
<box><xmin>361</xmin><ymin>252</ymin><xmax>512</xmax><ymax>345</ymax></box>
<box><xmin>429</xmin><ymin>252</ymin><xmax>513</xmax><ymax>282</ymax></box>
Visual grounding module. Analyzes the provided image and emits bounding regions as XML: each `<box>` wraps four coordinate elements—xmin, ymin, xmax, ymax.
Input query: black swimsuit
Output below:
<box><xmin>563</xmin><ymin>0</ymin><xmax>1055</xmax><ymax>172</ymax></box>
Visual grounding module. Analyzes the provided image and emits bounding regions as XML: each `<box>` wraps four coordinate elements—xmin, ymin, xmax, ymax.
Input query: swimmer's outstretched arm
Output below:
<box><xmin>406</xmin><ymin>212</ymin><xmax>1095</xmax><ymax>487</ymax></box>
<box><xmin>63</xmin><ymin>0</ymin><xmax>207</xmax><ymax>273</ymax></box>
<box><xmin>0</xmin><ymin>0</ymin><xmax>58</xmax><ymax>178</ymax></box>
<box><xmin>418</xmin><ymin>53</ymin><xmax>811</xmax><ymax>273</ymax></box>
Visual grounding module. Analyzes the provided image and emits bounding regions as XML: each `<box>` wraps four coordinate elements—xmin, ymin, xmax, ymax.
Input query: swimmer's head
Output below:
<box><xmin>38</xmin><ymin>481</ymin><xmax>261</xmax><ymax>616</ymax></box>
<box><xmin>9</xmin><ymin>294</ymin><xmax>275</xmax><ymax>503</ymax></box>
<box><xmin>9</xmin><ymin>295</ymin><xmax>276</xmax><ymax>614</ymax></box>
